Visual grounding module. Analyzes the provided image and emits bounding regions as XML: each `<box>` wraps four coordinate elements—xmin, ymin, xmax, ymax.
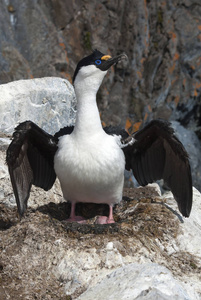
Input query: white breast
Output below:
<box><xmin>54</xmin><ymin>131</ymin><xmax>125</xmax><ymax>205</ymax></box>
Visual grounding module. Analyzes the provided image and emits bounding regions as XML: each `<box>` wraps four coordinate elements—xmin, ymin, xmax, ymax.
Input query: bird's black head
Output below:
<box><xmin>73</xmin><ymin>49</ymin><xmax>127</xmax><ymax>84</ymax></box>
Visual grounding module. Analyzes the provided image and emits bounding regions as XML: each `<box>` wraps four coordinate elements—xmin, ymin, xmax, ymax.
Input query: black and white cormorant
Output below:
<box><xmin>6</xmin><ymin>50</ymin><xmax>192</xmax><ymax>224</ymax></box>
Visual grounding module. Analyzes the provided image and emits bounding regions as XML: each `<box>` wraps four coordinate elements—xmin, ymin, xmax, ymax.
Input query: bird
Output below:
<box><xmin>6</xmin><ymin>49</ymin><xmax>192</xmax><ymax>224</ymax></box>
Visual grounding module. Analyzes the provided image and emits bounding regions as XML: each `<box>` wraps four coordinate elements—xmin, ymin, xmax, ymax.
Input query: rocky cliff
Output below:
<box><xmin>1</xmin><ymin>0</ymin><xmax>201</xmax><ymax>187</ymax></box>
<box><xmin>1</xmin><ymin>1</ymin><xmax>201</xmax><ymax>299</ymax></box>
<box><xmin>1</xmin><ymin>0</ymin><xmax>201</xmax><ymax>131</ymax></box>
<box><xmin>0</xmin><ymin>78</ymin><xmax>201</xmax><ymax>300</ymax></box>
<box><xmin>1</xmin><ymin>143</ymin><xmax>201</xmax><ymax>299</ymax></box>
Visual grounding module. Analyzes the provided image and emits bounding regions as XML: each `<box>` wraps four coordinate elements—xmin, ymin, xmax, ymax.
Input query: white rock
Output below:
<box><xmin>77</xmin><ymin>263</ymin><xmax>192</xmax><ymax>300</ymax></box>
<box><xmin>0</xmin><ymin>77</ymin><xmax>76</xmax><ymax>134</ymax></box>
<box><xmin>164</xmin><ymin>187</ymin><xmax>201</xmax><ymax>258</ymax></box>
<box><xmin>0</xmin><ymin>164</ymin><xmax>8</xmax><ymax>179</ymax></box>
<box><xmin>0</xmin><ymin>137</ymin><xmax>10</xmax><ymax>147</ymax></box>
<box><xmin>54</xmin><ymin>248</ymin><xmax>102</xmax><ymax>295</ymax></box>
<box><xmin>0</xmin><ymin>77</ymin><xmax>76</xmax><ymax>209</ymax></box>
<box><xmin>0</xmin><ymin>138</ymin><xmax>10</xmax><ymax>179</ymax></box>
<box><xmin>147</xmin><ymin>182</ymin><xmax>162</xmax><ymax>196</ymax></box>
<box><xmin>105</xmin><ymin>242</ymin><xmax>124</xmax><ymax>269</ymax></box>
<box><xmin>0</xmin><ymin>78</ymin><xmax>201</xmax><ymax>299</ymax></box>
<box><xmin>106</xmin><ymin>242</ymin><xmax>114</xmax><ymax>251</ymax></box>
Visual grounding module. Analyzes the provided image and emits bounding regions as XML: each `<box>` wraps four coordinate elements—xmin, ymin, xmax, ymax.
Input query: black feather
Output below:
<box><xmin>104</xmin><ymin>125</ymin><xmax>129</xmax><ymax>140</ymax></box>
<box><xmin>123</xmin><ymin>119</ymin><xmax>192</xmax><ymax>217</ymax></box>
<box><xmin>6</xmin><ymin>121</ymin><xmax>58</xmax><ymax>216</ymax></box>
<box><xmin>54</xmin><ymin>126</ymin><xmax>74</xmax><ymax>141</ymax></box>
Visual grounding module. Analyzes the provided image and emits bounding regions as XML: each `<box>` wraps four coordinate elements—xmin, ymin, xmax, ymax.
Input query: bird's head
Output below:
<box><xmin>73</xmin><ymin>49</ymin><xmax>127</xmax><ymax>94</ymax></box>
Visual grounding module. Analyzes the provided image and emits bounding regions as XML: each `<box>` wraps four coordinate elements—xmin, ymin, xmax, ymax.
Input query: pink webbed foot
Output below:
<box><xmin>95</xmin><ymin>204</ymin><xmax>115</xmax><ymax>224</ymax></box>
<box><xmin>66</xmin><ymin>216</ymin><xmax>86</xmax><ymax>224</ymax></box>
<box><xmin>95</xmin><ymin>216</ymin><xmax>115</xmax><ymax>224</ymax></box>
<box><xmin>66</xmin><ymin>202</ymin><xmax>86</xmax><ymax>223</ymax></box>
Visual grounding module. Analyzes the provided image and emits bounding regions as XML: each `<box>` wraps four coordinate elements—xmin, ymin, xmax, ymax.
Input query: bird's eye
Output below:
<box><xmin>95</xmin><ymin>60</ymin><xmax>101</xmax><ymax>65</ymax></box>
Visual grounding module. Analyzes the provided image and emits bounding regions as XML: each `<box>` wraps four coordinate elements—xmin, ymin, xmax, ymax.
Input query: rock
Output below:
<box><xmin>0</xmin><ymin>184</ymin><xmax>200</xmax><ymax>299</ymax></box>
<box><xmin>171</xmin><ymin>121</ymin><xmax>201</xmax><ymax>191</ymax></box>
<box><xmin>77</xmin><ymin>263</ymin><xmax>192</xmax><ymax>300</ymax></box>
<box><xmin>0</xmin><ymin>76</ymin><xmax>78</xmax><ymax>211</ymax></box>
<box><xmin>164</xmin><ymin>187</ymin><xmax>201</xmax><ymax>259</ymax></box>
<box><xmin>0</xmin><ymin>138</ymin><xmax>10</xmax><ymax>180</ymax></box>
<box><xmin>1</xmin><ymin>0</ymin><xmax>201</xmax><ymax>186</ymax></box>
<box><xmin>1</xmin><ymin>2</ymin><xmax>201</xmax><ymax>296</ymax></box>
<box><xmin>1</xmin><ymin>0</ymin><xmax>201</xmax><ymax>136</ymax></box>
<box><xmin>0</xmin><ymin>77</ymin><xmax>76</xmax><ymax>135</ymax></box>
<box><xmin>0</xmin><ymin>77</ymin><xmax>76</xmax><ymax>210</ymax></box>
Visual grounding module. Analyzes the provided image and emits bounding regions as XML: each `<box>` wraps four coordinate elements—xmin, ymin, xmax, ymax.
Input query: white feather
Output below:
<box><xmin>54</xmin><ymin>64</ymin><xmax>125</xmax><ymax>205</ymax></box>
<box><xmin>54</xmin><ymin>132</ymin><xmax>125</xmax><ymax>205</ymax></box>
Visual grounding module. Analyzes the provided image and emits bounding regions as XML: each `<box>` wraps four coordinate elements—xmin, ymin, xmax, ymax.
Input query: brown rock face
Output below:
<box><xmin>0</xmin><ymin>0</ymin><xmax>201</xmax><ymax>128</ymax></box>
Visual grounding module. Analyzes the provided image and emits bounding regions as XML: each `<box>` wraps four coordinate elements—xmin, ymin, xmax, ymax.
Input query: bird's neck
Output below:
<box><xmin>73</xmin><ymin>75</ymin><xmax>105</xmax><ymax>136</ymax></box>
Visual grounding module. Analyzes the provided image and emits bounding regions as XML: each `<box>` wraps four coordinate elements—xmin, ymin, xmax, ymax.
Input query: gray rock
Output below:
<box><xmin>0</xmin><ymin>137</ymin><xmax>10</xmax><ymax>152</ymax></box>
<box><xmin>77</xmin><ymin>263</ymin><xmax>191</xmax><ymax>300</ymax></box>
<box><xmin>1</xmin><ymin>1</ymin><xmax>201</xmax><ymax>191</ymax></box>
<box><xmin>0</xmin><ymin>77</ymin><xmax>76</xmax><ymax>134</ymax></box>
<box><xmin>0</xmin><ymin>77</ymin><xmax>76</xmax><ymax>210</ymax></box>
<box><xmin>0</xmin><ymin>181</ymin><xmax>201</xmax><ymax>299</ymax></box>
<box><xmin>0</xmin><ymin>3</ymin><xmax>201</xmax><ymax>297</ymax></box>
<box><xmin>0</xmin><ymin>0</ymin><xmax>201</xmax><ymax>135</ymax></box>
<box><xmin>171</xmin><ymin>121</ymin><xmax>201</xmax><ymax>191</ymax></box>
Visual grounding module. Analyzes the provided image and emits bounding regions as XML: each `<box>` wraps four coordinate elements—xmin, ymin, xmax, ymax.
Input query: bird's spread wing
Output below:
<box><xmin>54</xmin><ymin>126</ymin><xmax>74</xmax><ymax>140</ymax></box>
<box><xmin>6</xmin><ymin>121</ymin><xmax>58</xmax><ymax>216</ymax></box>
<box><xmin>123</xmin><ymin>119</ymin><xmax>192</xmax><ymax>217</ymax></box>
<box><xmin>103</xmin><ymin>125</ymin><xmax>129</xmax><ymax>139</ymax></box>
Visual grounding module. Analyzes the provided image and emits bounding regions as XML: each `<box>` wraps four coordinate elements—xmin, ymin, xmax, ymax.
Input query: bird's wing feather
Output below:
<box><xmin>6</xmin><ymin>121</ymin><xmax>58</xmax><ymax>216</ymax></box>
<box><xmin>103</xmin><ymin>125</ymin><xmax>129</xmax><ymax>139</ymax></box>
<box><xmin>123</xmin><ymin>119</ymin><xmax>192</xmax><ymax>217</ymax></box>
<box><xmin>54</xmin><ymin>126</ymin><xmax>74</xmax><ymax>140</ymax></box>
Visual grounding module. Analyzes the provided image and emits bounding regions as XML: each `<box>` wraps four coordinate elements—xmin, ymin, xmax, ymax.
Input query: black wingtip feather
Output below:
<box><xmin>123</xmin><ymin>119</ymin><xmax>193</xmax><ymax>217</ymax></box>
<box><xmin>6</xmin><ymin>121</ymin><xmax>58</xmax><ymax>216</ymax></box>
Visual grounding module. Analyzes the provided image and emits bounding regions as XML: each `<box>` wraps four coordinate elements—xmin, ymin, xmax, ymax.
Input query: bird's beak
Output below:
<box><xmin>99</xmin><ymin>53</ymin><xmax>128</xmax><ymax>71</ymax></box>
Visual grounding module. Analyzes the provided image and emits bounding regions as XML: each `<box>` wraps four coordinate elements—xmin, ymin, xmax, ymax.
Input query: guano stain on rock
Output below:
<box><xmin>0</xmin><ymin>186</ymin><xmax>201</xmax><ymax>299</ymax></box>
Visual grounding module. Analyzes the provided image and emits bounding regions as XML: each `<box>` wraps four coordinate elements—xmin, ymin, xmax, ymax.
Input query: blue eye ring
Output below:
<box><xmin>95</xmin><ymin>59</ymin><xmax>102</xmax><ymax>65</ymax></box>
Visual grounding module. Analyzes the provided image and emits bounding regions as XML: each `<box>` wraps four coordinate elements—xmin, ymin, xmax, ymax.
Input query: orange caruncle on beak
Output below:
<box><xmin>101</xmin><ymin>55</ymin><xmax>112</xmax><ymax>61</ymax></box>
